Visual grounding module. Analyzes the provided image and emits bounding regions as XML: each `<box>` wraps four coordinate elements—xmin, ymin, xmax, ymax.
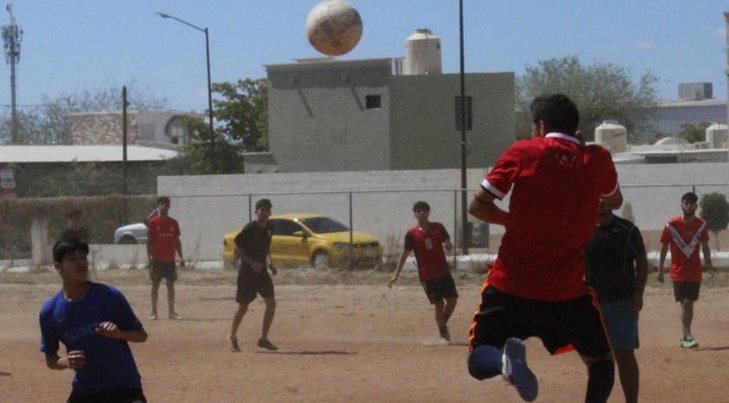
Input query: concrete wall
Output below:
<box><xmin>389</xmin><ymin>72</ymin><xmax>515</xmax><ymax>170</ymax></box>
<box><xmin>158</xmin><ymin>162</ymin><xmax>729</xmax><ymax>262</ymax></box>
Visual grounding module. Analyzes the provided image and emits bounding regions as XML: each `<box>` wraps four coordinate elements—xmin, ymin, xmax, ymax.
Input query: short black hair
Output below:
<box><xmin>530</xmin><ymin>94</ymin><xmax>580</xmax><ymax>136</ymax></box>
<box><xmin>53</xmin><ymin>239</ymin><xmax>89</xmax><ymax>263</ymax></box>
<box><xmin>681</xmin><ymin>192</ymin><xmax>698</xmax><ymax>203</ymax></box>
<box><xmin>157</xmin><ymin>196</ymin><xmax>170</xmax><ymax>206</ymax></box>
<box><xmin>68</xmin><ymin>208</ymin><xmax>82</xmax><ymax>218</ymax></box>
<box><xmin>413</xmin><ymin>201</ymin><xmax>430</xmax><ymax>212</ymax></box>
<box><xmin>255</xmin><ymin>198</ymin><xmax>272</xmax><ymax>210</ymax></box>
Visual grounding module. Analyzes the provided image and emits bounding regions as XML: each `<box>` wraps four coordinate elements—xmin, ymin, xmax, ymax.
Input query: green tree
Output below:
<box><xmin>516</xmin><ymin>55</ymin><xmax>658</xmax><ymax>142</ymax></box>
<box><xmin>211</xmin><ymin>78</ymin><xmax>268</xmax><ymax>151</ymax></box>
<box><xmin>700</xmin><ymin>192</ymin><xmax>729</xmax><ymax>251</ymax></box>
<box><xmin>678</xmin><ymin>121</ymin><xmax>710</xmax><ymax>144</ymax></box>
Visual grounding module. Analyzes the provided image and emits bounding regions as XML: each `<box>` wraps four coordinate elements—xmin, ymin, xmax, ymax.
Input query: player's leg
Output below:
<box><xmin>680</xmin><ymin>299</ymin><xmax>695</xmax><ymax>339</ymax></box>
<box><xmin>149</xmin><ymin>263</ymin><xmax>162</xmax><ymax>320</ymax></box>
<box><xmin>614</xmin><ymin>350</ymin><xmax>639</xmax><ymax>403</ymax></box>
<box><xmin>257</xmin><ymin>275</ymin><xmax>278</xmax><ymax>350</ymax></box>
<box><xmin>600</xmin><ymin>298</ymin><xmax>640</xmax><ymax>403</ymax></box>
<box><xmin>229</xmin><ymin>272</ymin><xmax>254</xmax><ymax>352</ymax></box>
<box><xmin>165</xmin><ymin>264</ymin><xmax>181</xmax><ymax>319</ymax></box>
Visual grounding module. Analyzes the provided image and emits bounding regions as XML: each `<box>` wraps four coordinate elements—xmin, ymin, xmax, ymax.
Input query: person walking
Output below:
<box><xmin>147</xmin><ymin>196</ymin><xmax>185</xmax><ymax>320</ymax></box>
<box><xmin>228</xmin><ymin>199</ymin><xmax>278</xmax><ymax>352</ymax></box>
<box><xmin>388</xmin><ymin>201</ymin><xmax>458</xmax><ymax>342</ymax></box>
<box><xmin>40</xmin><ymin>239</ymin><xmax>148</xmax><ymax>403</ymax></box>
<box><xmin>658</xmin><ymin>191</ymin><xmax>714</xmax><ymax>348</ymax></box>
<box><xmin>586</xmin><ymin>200</ymin><xmax>648</xmax><ymax>403</ymax></box>
<box><xmin>467</xmin><ymin>94</ymin><xmax>623</xmax><ymax>403</ymax></box>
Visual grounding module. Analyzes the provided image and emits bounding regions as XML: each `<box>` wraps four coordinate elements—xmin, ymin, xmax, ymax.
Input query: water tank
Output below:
<box><xmin>706</xmin><ymin>123</ymin><xmax>729</xmax><ymax>148</ymax></box>
<box><xmin>594</xmin><ymin>121</ymin><xmax>627</xmax><ymax>153</ymax></box>
<box><xmin>403</xmin><ymin>28</ymin><xmax>441</xmax><ymax>75</ymax></box>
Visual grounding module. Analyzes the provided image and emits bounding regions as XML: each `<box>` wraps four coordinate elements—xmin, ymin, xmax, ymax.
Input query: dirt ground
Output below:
<box><xmin>2</xmin><ymin>269</ymin><xmax>729</xmax><ymax>402</ymax></box>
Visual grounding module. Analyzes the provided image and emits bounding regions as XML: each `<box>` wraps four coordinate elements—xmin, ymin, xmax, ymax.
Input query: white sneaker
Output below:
<box><xmin>502</xmin><ymin>337</ymin><xmax>538</xmax><ymax>402</ymax></box>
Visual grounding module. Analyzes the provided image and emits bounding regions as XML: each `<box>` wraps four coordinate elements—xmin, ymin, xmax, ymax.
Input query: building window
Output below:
<box><xmin>366</xmin><ymin>95</ymin><xmax>381</xmax><ymax>110</ymax></box>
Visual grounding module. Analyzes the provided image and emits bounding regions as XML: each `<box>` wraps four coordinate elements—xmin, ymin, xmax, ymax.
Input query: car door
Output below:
<box><xmin>270</xmin><ymin>219</ymin><xmax>309</xmax><ymax>266</ymax></box>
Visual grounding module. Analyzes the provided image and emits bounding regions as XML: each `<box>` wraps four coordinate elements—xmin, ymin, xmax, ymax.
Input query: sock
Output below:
<box><xmin>467</xmin><ymin>345</ymin><xmax>503</xmax><ymax>380</ymax></box>
<box><xmin>585</xmin><ymin>359</ymin><xmax>615</xmax><ymax>403</ymax></box>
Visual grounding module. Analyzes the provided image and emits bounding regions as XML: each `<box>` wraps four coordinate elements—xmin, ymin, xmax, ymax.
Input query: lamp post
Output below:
<box><xmin>157</xmin><ymin>12</ymin><xmax>216</xmax><ymax>173</ymax></box>
<box><xmin>458</xmin><ymin>0</ymin><xmax>469</xmax><ymax>255</ymax></box>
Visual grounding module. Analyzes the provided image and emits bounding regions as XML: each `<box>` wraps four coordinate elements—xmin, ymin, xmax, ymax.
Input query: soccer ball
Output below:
<box><xmin>305</xmin><ymin>0</ymin><xmax>363</xmax><ymax>56</ymax></box>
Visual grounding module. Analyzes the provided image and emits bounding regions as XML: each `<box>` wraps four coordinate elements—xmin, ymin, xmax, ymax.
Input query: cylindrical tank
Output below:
<box><xmin>706</xmin><ymin>123</ymin><xmax>729</xmax><ymax>148</ymax></box>
<box><xmin>403</xmin><ymin>28</ymin><xmax>441</xmax><ymax>75</ymax></box>
<box><xmin>594</xmin><ymin>121</ymin><xmax>627</xmax><ymax>153</ymax></box>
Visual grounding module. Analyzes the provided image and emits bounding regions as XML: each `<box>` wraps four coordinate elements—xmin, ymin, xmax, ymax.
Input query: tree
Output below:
<box><xmin>700</xmin><ymin>192</ymin><xmax>729</xmax><ymax>251</ymax></box>
<box><xmin>516</xmin><ymin>56</ymin><xmax>658</xmax><ymax>142</ymax></box>
<box><xmin>678</xmin><ymin>121</ymin><xmax>710</xmax><ymax>144</ymax></box>
<box><xmin>211</xmin><ymin>78</ymin><xmax>268</xmax><ymax>151</ymax></box>
<box><xmin>2</xmin><ymin>80</ymin><xmax>167</xmax><ymax>145</ymax></box>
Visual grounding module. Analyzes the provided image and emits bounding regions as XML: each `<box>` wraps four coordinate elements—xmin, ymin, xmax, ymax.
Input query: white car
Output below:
<box><xmin>113</xmin><ymin>223</ymin><xmax>148</xmax><ymax>244</ymax></box>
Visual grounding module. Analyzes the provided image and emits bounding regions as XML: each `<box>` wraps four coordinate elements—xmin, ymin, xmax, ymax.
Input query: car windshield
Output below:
<box><xmin>300</xmin><ymin>217</ymin><xmax>349</xmax><ymax>234</ymax></box>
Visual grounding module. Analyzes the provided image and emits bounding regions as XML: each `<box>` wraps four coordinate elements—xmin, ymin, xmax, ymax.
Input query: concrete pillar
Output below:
<box><xmin>30</xmin><ymin>216</ymin><xmax>51</xmax><ymax>267</ymax></box>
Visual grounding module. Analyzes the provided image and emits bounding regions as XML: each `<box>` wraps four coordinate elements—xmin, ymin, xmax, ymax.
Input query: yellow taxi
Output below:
<box><xmin>223</xmin><ymin>213</ymin><xmax>382</xmax><ymax>269</ymax></box>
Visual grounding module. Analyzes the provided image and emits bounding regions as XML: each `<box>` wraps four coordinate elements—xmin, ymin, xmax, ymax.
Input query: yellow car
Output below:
<box><xmin>223</xmin><ymin>213</ymin><xmax>383</xmax><ymax>269</ymax></box>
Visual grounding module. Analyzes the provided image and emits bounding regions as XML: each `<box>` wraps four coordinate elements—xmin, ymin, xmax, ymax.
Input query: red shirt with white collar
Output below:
<box><xmin>482</xmin><ymin>133</ymin><xmax>619</xmax><ymax>301</ymax></box>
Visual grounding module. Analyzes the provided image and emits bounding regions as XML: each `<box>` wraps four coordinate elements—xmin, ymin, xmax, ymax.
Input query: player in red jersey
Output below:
<box><xmin>658</xmin><ymin>191</ymin><xmax>714</xmax><ymax>348</ymax></box>
<box><xmin>388</xmin><ymin>201</ymin><xmax>457</xmax><ymax>342</ymax></box>
<box><xmin>466</xmin><ymin>94</ymin><xmax>623</xmax><ymax>403</ymax></box>
<box><xmin>147</xmin><ymin>196</ymin><xmax>185</xmax><ymax>320</ymax></box>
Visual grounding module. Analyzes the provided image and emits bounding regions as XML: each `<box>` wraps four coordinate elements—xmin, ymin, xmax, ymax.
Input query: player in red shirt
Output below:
<box><xmin>658</xmin><ymin>192</ymin><xmax>714</xmax><ymax>348</ymax></box>
<box><xmin>146</xmin><ymin>196</ymin><xmax>185</xmax><ymax>320</ymax></box>
<box><xmin>466</xmin><ymin>94</ymin><xmax>623</xmax><ymax>403</ymax></box>
<box><xmin>388</xmin><ymin>201</ymin><xmax>457</xmax><ymax>342</ymax></box>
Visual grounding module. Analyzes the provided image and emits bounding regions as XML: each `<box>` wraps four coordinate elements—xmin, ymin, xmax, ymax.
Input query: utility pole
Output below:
<box><xmin>2</xmin><ymin>4</ymin><xmax>22</xmax><ymax>144</ymax></box>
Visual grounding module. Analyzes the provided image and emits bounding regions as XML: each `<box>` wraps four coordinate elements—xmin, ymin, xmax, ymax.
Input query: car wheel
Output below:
<box><xmin>119</xmin><ymin>235</ymin><xmax>138</xmax><ymax>244</ymax></box>
<box><xmin>311</xmin><ymin>251</ymin><xmax>330</xmax><ymax>269</ymax></box>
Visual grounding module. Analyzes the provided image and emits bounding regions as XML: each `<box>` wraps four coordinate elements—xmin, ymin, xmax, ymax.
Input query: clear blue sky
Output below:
<box><xmin>2</xmin><ymin>0</ymin><xmax>728</xmax><ymax>113</ymax></box>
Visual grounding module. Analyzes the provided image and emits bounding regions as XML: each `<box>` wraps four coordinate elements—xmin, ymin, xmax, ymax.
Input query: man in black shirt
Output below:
<box><xmin>228</xmin><ymin>199</ymin><xmax>278</xmax><ymax>352</ymax></box>
<box><xmin>60</xmin><ymin>209</ymin><xmax>89</xmax><ymax>243</ymax></box>
<box><xmin>585</xmin><ymin>201</ymin><xmax>648</xmax><ymax>403</ymax></box>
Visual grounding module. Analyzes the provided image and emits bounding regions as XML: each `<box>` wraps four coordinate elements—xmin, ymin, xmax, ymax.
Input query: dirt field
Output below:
<box><xmin>2</xmin><ymin>269</ymin><xmax>729</xmax><ymax>402</ymax></box>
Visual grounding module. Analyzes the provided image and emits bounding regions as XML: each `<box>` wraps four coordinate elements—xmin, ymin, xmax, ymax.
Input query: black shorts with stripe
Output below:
<box><xmin>236</xmin><ymin>270</ymin><xmax>275</xmax><ymax>304</ymax></box>
<box><xmin>469</xmin><ymin>284</ymin><xmax>610</xmax><ymax>359</ymax></box>
<box><xmin>422</xmin><ymin>274</ymin><xmax>459</xmax><ymax>304</ymax></box>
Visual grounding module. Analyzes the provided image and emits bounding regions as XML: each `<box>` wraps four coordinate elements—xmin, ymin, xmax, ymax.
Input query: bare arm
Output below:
<box><xmin>633</xmin><ymin>248</ymin><xmax>649</xmax><ymax>312</ymax></box>
<box><xmin>443</xmin><ymin>239</ymin><xmax>453</xmax><ymax>253</ymax></box>
<box><xmin>702</xmin><ymin>239</ymin><xmax>714</xmax><ymax>275</ymax></box>
<box><xmin>387</xmin><ymin>248</ymin><xmax>410</xmax><ymax>287</ymax></box>
<box><xmin>237</xmin><ymin>247</ymin><xmax>263</xmax><ymax>273</ymax></box>
<box><xmin>658</xmin><ymin>243</ymin><xmax>668</xmax><ymax>283</ymax></box>
<box><xmin>468</xmin><ymin>188</ymin><xmax>508</xmax><ymax>226</ymax></box>
<box><xmin>176</xmin><ymin>239</ymin><xmax>184</xmax><ymax>262</ymax></box>
<box><xmin>96</xmin><ymin>321</ymin><xmax>148</xmax><ymax>343</ymax></box>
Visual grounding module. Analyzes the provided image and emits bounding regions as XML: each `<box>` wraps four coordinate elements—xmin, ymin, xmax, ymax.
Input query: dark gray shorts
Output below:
<box><xmin>673</xmin><ymin>281</ymin><xmax>700</xmax><ymax>302</ymax></box>
<box><xmin>150</xmin><ymin>261</ymin><xmax>177</xmax><ymax>283</ymax></box>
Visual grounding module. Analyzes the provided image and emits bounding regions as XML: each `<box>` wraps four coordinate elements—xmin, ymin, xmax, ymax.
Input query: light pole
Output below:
<box><xmin>458</xmin><ymin>0</ymin><xmax>469</xmax><ymax>254</ymax></box>
<box><xmin>157</xmin><ymin>11</ymin><xmax>216</xmax><ymax>173</ymax></box>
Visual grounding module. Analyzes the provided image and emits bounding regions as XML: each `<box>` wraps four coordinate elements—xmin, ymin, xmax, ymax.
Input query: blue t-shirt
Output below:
<box><xmin>39</xmin><ymin>283</ymin><xmax>144</xmax><ymax>395</ymax></box>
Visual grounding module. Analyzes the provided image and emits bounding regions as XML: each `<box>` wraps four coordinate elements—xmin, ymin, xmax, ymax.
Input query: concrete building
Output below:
<box><xmin>263</xmin><ymin>57</ymin><xmax>514</xmax><ymax>173</ymax></box>
<box><xmin>71</xmin><ymin>110</ymin><xmax>199</xmax><ymax>148</ymax></box>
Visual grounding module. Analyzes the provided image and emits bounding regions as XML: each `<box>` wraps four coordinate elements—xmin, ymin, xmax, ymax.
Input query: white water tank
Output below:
<box><xmin>706</xmin><ymin>123</ymin><xmax>729</xmax><ymax>148</ymax></box>
<box><xmin>403</xmin><ymin>28</ymin><xmax>441</xmax><ymax>75</ymax></box>
<box><xmin>594</xmin><ymin>121</ymin><xmax>627</xmax><ymax>153</ymax></box>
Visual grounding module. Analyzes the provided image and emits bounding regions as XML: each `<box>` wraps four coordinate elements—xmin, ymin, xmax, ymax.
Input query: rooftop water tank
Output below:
<box><xmin>403</xmin><ymin>28</ymin><xmax>441</xmax><ymax>75</ymax></box>
<box><xmin>594</xmin><ymin>121</ymin><xmax>627</xmax><ymax>153</ymax></box>
<box><xmin>706</xmin><ymin>123</ymin><xmax>729</xmax><ymax>148</ymax></box>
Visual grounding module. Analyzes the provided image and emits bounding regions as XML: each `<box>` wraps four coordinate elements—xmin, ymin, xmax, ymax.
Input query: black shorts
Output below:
<box><xmin>469</xmin><ymin>285</ymin><xmax>611</xmax><ymax>359</ymax></box>
<box><xmin>236</xmin><ymin>271</ymin><xmax>275</xmax><ymax>304</ymax></box>
<box><xmin>68</xmin><ymin>387</ymin><xmax>146</xmax><ymax>403</ymax></box>
<box><xmin>673</xmin><ymin>281</ymin><xmax>701</xmax><ymax>302</ymax></box>
<box><xmin>422</xmin><ymin>274</ymin><xmax>459</xmax><ymax>304</ymax></box>
<box><xmin>150</xmin><ymin>261</ymin><xmax>177</xmax><ymax>283</ymax></box>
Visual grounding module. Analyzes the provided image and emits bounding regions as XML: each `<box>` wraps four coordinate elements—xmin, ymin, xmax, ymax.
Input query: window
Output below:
<box><xmin>365</xmin><ymin>95</ymin><xmax>381</xmax><ymax>110</ymax></box>
<box><xmin>271</xmin><ymin>219</ymin><xmax>303</xmax><ymax>236</ymax></box>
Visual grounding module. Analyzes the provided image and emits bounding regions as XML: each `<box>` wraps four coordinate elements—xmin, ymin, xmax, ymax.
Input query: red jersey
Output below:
<box><xmin>483</xmin><ymin>133</ymin><xmax>618</xmax><ymax>301</ymax></box>
<box><xmin>147</xmin><ymin>215</ymin><xmax>181</xmax><ymax>263</ymax></box>
<box><xmin>404</xmin><ymin>222</ymin><xmax>451</xmax><ymax>281</ymax></box>
<box><xmin>660</xmin><ymin>216</ymin><xmax>708</xmax><ymax>282</ymax></box>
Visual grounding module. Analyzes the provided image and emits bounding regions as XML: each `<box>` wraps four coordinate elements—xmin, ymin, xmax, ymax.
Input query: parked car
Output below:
<box><xmin>113</xmin><ymin>223</ymin><xmax>148</xmax><ymax>244</ymax></box>
<box><xmin>223</xmin><ymin>214</ymin><xmax>382</xmax><ymax>269</ymax></box>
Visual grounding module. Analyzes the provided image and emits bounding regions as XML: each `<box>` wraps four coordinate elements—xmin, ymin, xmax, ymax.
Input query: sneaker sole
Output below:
<box><xmin>503</xmin><ymin>338</ymin><xmax>538</xmax><ymax>402</ymax></box>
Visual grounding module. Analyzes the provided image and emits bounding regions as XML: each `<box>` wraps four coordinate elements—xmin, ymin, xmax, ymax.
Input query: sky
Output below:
<box><xmin>2</xmin><ymin>0</ymin><xmax>728</xmax><ymax>114</ymax></box>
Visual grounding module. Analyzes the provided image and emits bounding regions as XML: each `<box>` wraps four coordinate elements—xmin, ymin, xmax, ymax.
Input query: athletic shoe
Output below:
<box><xmin>502</xmin><ymin>337</ymin><xmax>538</xmax><ymax>402</ymax></box>
<box><xmin>439</xmin><ymin>325</ymin><xmax>451</xmax><ymax>343</ymax></box>
<box><xmin>228</xmin><ymin>336</ymin><xmax>241</xmax><ymax>353</ymax></box>
<box><xmin>169</xmin><ymin>312</ymin><xmax>183</xmax><ymax>320</ymax></box>
<box><xmin>257</xmin><ymin>338</ymin><xmax>278</xmax><ymax>351</ymax></box>
<box><xmin>680</xmin><ymin>336</ymin><xmax>699</xmax><ymax>349</ymax></box>
<box><xmin>148</xmin><ymin>313</ymin><xmax>157</xmax><ymax>321</ymax></box>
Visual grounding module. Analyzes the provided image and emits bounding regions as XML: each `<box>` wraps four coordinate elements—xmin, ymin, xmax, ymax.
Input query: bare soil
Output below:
<box><xmin>2</xmin><ymin>268</ymin><xmax>729</xmax><ymax>402</ymax></box>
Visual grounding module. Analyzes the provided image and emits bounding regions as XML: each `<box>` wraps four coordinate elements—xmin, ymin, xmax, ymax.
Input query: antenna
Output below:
<box><xmin>2</xmin><ymin>3</ymin><xmax>22</xmax><ymax>144</ymax></box>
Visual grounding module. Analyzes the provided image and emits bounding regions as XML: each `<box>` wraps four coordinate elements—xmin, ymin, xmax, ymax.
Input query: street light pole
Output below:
<box><xmin>157</xmin><ymin>12</ymin><xmax>216</xmax><ymax>173</ymax></box>
<box><xmin>458</xmin><ymin>0</ymin><xmax>469</xmax><ymax>255</ymax></box>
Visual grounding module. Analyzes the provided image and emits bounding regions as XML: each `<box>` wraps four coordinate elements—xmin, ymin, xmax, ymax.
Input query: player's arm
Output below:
<box><xmin>632</xmin><ymin>229</ymin><xmax>649</xmax><ymax>312</ymax></box>
<box><xmin>176</xmin><ymin>238</ymin><xmax>185</xmax><ymax>266</ymax></box>
<box><xmin>238</xmin><ymin>248</ymin><xmax>263</xmax><ymax>273</ymax></box>
<box><xmin>388</xmin><ymin>248</ymin><xmax>410</xmax><ymax>287</ymax></box>
<box><xmin>96</xmin><ymin>321</ymin><xmax>148</xmax><ymax>343</ymax></box>
<box><xmin>657</xmin><ymin>242</ymin><xmax>668</xmax><ymax>283</ymax></box>
<box><xmin>469</xmin><ymin>187</ymin><xmax>508</xmax><ymax>226</ymax></box>
<box><xmin>267</xmin><ymin>252</ymin><xmax>277</xmax><ymax>275</ymax></box>
<box><xmin>701</xmin><ymin>239</ymin><xmax>714</xmax><ymax>275</ymax></box>
<box><xmin>45</xmin><ymin>351</ymin><xmax>80</xmax><ymax>370</ymax></box>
